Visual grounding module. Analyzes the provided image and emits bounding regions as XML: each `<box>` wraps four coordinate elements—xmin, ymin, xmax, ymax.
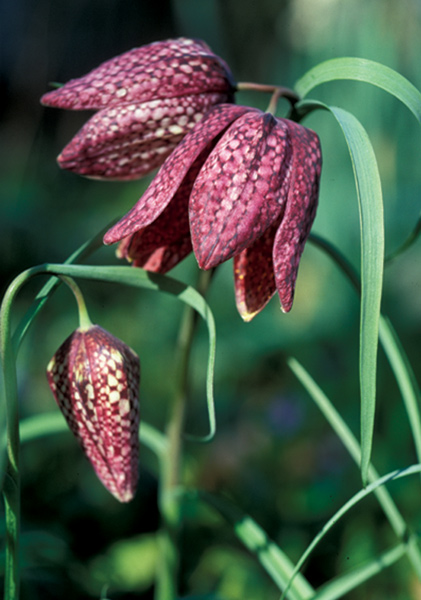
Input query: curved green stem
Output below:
<box><xmin>58</xmin><ymin>276</ymin><xmax>92</xmax><ymax>329</ymax></box>
<box><xmin>0</xmin><ymin>271</ymin><xmax>31</xmax><ymax>600</ymax></box>
<box><xmin>12</xmin><ymin>220</ymin><xmax>110</xmax><ymax>353</ymax></box>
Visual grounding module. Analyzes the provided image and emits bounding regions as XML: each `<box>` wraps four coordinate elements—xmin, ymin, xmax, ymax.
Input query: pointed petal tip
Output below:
<box><xmin>279</xmin><ymin>292</ymin><xmax>294</xmax><ymax>313</ymax></box>
<box><xmin>41</xmin><ymin>88</ymin><xmax>73</xmax><ymax>109</ymax></box>
<box><xmin>96</xmin><ymin>463</ymin><xmax>139</xmax><ymax>502</ymax></box>
<box><xmin>56</xmin><ymin>153</ymin><xmax>67</xmax><ymax>168</ymax></box>
<box><xmin>103</xmin><ymin>227</ymin><xmax>120</xmax><ymax>246</ymax></box>
<box><xmin>104</xmin><ymin>218</ymin><xmax>140</xmax><ymax>245</ymax></box>
<box><xmin>239</xmin><ymin>310</ymin><xmax>257</xmax><ymax>323</ymax></box>
<box><xmin>110</xmin><ymin>482</ymin><xmax>137</xmax><ymax>503</ymax></box>
<box><xmin>40</xmin><ymin>90</ymin><xmax>56</xmax><ymax>106</ymax></box>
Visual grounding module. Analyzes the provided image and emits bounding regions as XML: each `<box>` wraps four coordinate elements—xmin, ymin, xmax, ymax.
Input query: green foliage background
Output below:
<box><xmin>0</xmin><ymin>0</ymin><xmax>420</xmax><ymax>598</ymax></box>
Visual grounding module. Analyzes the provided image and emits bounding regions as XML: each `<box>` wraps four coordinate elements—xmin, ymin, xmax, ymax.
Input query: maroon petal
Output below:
<box><xmin>272</xmin><ymin>120</ymin><xmax>322</xmax><ymax>312</ymax></box>
<box><xmin>122</xmin><ymin>235</ymin><xmax>192</xmax><ymax>273</ymax></box>
<box><xmin>117</xmin><ymin>174</ymin><xmax>194</xmax><ymax>272</ymax></box>
<box><xmin>41</xmin><ymin>38</ymin><xmax>234</xmax><ymax>110</ymax></box>
<box><xmin>46</xmin><ymin>325</ymin><xmax>140</xmax><ymax>503</ymax></box>
<box><xmin>190</xmin><ymin>111</ymin><xmax>293</xmax><ymax>269</ymax></box>
<box><xmin>234</xmin><ymin>220</ymin><xmax>279</xmax><ymax>321</ymax></box>
<box><xmin>57</xmin><ymin>92</ymin><xmax>230</xmax><ymax>180</ymax></box>
<box><xmin>104</xmin><ymin>104</ymin><xmax>251</xmax><ymax>244</ymax></box>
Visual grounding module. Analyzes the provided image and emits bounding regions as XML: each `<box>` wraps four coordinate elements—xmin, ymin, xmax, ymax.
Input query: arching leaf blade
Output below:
<box><xmin>300</xmin><ymin>104</ymin><xmax>384</xmax><ymax>485</ymax></box>
<box><xmin>295</xmin><ymin>58</ymin><xmax>421</xmax><ymax>124</ymax></box>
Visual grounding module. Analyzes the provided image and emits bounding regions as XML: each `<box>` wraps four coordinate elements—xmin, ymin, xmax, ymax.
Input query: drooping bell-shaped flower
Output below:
<box><xmin>41</xmin><ymin>38</ymin><xmax>235</xmax><ymax>180</ymax></box>
<box><xmin>104</xmin><ymin>103</ymin><xmax>322</xmax><ymax>320</ymax></box>
<box><xmin>46</xmin><ymin>325</ymin><xmax>140</xmax><ymax>502</ymax></box>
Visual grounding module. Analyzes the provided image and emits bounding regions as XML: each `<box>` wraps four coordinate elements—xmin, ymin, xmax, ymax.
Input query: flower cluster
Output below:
<box><xmin>44</xmin><ymin>38</ymin><xmax>322</xmax><ymax>500</ymax></box>
<box><xmin>43</xmin><ymin>37</ymin><xmax>322</xmax><ymax>320</ymax></box>
<box><xmin>104</xmin><ymin>103</ymin><xmax>322</xmax><ymax>319</ymax></box>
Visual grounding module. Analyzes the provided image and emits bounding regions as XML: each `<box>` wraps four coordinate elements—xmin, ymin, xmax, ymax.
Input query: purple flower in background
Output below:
<box><xmin>46</xmin><ymin>325</ymin><xmax>140</xmax><ymax>502</ymax></box>
<box><xmin>41</xmin><ymin>38</ymin><xmax>235</xmax><ymax>180</ymax></box>
<box><xmin>104</xmin><ymin>103</ymin><xmax>322</xmax><ymax>320</ymax></box>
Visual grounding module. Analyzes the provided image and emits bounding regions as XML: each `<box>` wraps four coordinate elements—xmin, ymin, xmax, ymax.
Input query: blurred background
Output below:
<box><xmin>1</xmin><ymin>0</ymin><xmax>420</xmax><ymax>598</ymax></box>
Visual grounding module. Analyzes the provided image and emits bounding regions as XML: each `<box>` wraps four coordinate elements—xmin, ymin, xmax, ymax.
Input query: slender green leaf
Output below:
<box><xmin>281</xmin><ymin>464</ymin><xmax>421</xmax><ymax>599</ymax></box>
<box><xmin>287</xmin><ymin>357</ymin><xmax>421</xmax><ymax>580</ymax></box>
<box><xmin>328</xmin><ymin>107</ymin><xmax>384</xmax><ymax>484</ymax></box>
<box><xmin>294</xmin><ymin>58</ymin><xmax>421</xmax><ymax>124</ymax></box>
<box><xmin>195</xmin><ymin>491</ymin><xmax>314</xmax><ymax>600</ymax></box>
<box><xmin>312</xmin><ymin>542</ymin><xmax>406</xmax><ymax>600</ymax></box>
<box><xmin>300</xmin><ymin>104</ymin><xmax>384</xmax><ymax>484</ymax></box>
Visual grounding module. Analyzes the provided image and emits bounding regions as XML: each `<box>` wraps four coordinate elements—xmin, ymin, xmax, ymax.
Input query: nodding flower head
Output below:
<box><xmin>104</xmin><ymin>103</ymin><xmax>322</xmax><ymax>320</ymax></box>
<box><xmin>41</xmin><ymin>38</ymin><xmax>235</xmax><ymax>180</ymax></box>
<box><xmin>46</xmin><ymin>325</ymin><xmax>140</xmax><ymax>502</ymax></box>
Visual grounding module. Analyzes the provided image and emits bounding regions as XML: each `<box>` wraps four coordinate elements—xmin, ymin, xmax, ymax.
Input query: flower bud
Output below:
<box><xmin>46</xmin><ymin>325</ymin><xmax>140</xmax><ymax>502</ymax></box>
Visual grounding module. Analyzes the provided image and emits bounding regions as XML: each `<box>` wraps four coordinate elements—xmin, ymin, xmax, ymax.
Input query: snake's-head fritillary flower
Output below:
<box><xmin>104</xmin><ymin>103</ymin><xmax>322</xmax><ymax>320</ymax></box>
<box><xmin>41</xmin><ymin>38</ymin><xmax>235</xmax><ymax>180</ymax></box>
<box><xmin>46</xmin><ymin>325</ymin><xmax>140</xmax><ymax>502</ymax></box>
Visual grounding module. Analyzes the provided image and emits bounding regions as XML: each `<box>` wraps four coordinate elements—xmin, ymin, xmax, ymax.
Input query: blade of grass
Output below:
<box><xmin>194</xmin><ymin>491</ymin><xmax>314</xmax><ymax>600</ymax></box>
<box><xmin>287</xmin><ymin>357</ymin><xmax>421</xmax><ymax>579</ymax></box>
<box><xmin>281</xmin><ymin>464</ymin><xmax>421</xmax><ymax>599</ymax></box>
<box><xmin>311</xmin><ymin>542</ymin><xmax>406</xmax><ymax>600</ymax></box>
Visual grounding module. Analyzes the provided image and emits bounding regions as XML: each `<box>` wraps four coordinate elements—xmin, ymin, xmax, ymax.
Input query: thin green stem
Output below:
<box><xmin>155</xmin><ymin>268</ymin><xmax>214</xmax><ymax>600</ymax></box>
<box><xmin>0</xmin><ymin>271</ymin><xmax>32</xmax><ymax>600</ymax></box>
<box><xmin>58</xmin><ymin>276</ymin><xmax>92</xmax><ymax>329</ymax></box>
<box><xmin>12</xmin><ymin>220</ymin><xmax>111</xmax><ymax>354</ymax></box>
<box><xmin>266</xmin><ymin>88</ymin><xmax>284</xmax><ymax>116</ymax></box>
